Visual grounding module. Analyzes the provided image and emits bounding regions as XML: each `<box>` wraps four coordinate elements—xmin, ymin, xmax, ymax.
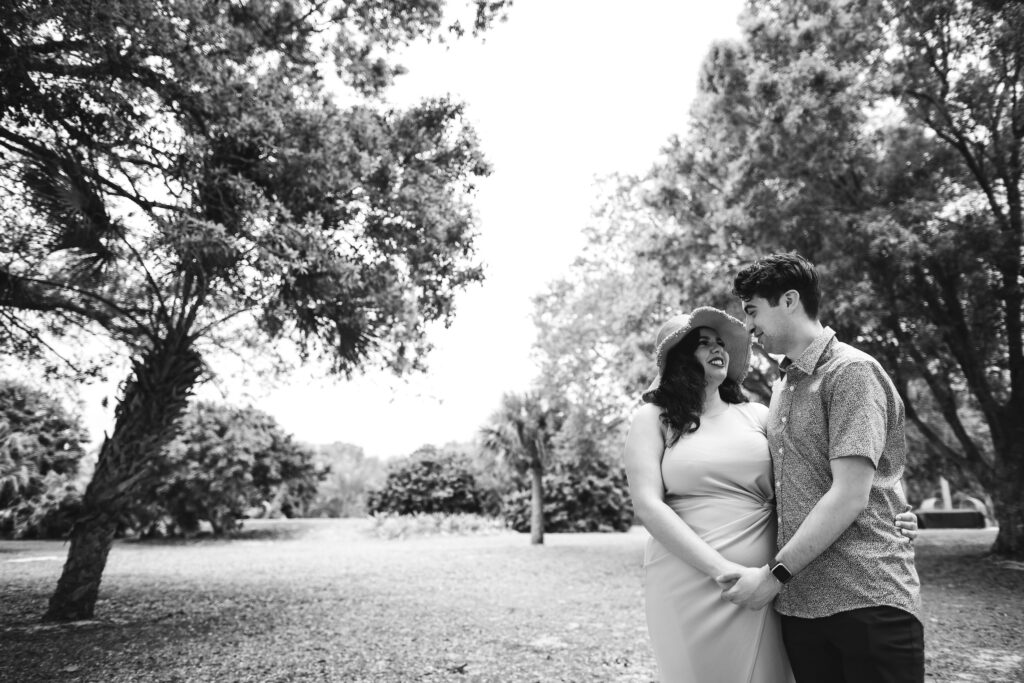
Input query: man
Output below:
<box><xmin>718</xmin><ymin>252</ymin><xmax>924</xmax><ymax>682</ymax></box>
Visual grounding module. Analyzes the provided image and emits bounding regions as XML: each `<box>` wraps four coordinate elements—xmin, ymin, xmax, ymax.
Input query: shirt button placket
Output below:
<box><xmin>776</xmin><ymin>444</ymin><xmax>784</xmax><ymax>524</ymax></box>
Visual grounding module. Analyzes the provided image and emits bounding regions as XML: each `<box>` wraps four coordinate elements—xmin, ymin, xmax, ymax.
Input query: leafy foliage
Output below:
<box><xmin>479</xmin><ymin>393</ymin><xmax>564</xmax><ymax>478</ymax></box>
<box><xmin>553</xmin><ymin>0</ymin><xmax>1024</xmax><ymax>557</ymax></box>
<box><xmin>531</xmin><ymin>177</ymin><xmax>672</xmax><ymax>420</ymax></box>
<box><xmin>126</xmin><ymin>402</ymin><xmax>322</xmax><ymax>536</ymax></box>
<box><xmin>0</xmin><ymin>379</ymin><xmax>88</xmax><ymax>539</ymax></box>
<box><xmin>0</xmin><ymin>0</ymin><xmax>510</xmax><ymax>618</ymax></box>
<box><xmin>0</xmin><ymin>0</ymin><xmax>503</xmax><ymax>377</ymax></box>
<box><xmin>457</xmin><ymin>442</ymin><xmax>507</xmax><ymax>518</ymax></box>
<box><xmin>502</xmin><ymin>457</ymin><xmax>634</xmax><ymax>533</ymax></box>
<box><xmin>1</xmin><ymin>477</ymin><xmax>84</xmax><ymax>540</ymax></box>
<box><xmin>680</xmin><ymin>0</ymin><xmax>1024</xmax><ymax>557</ymax></box>
<box><xmin>530</xmin><ymin>174</ymin><xmax>775</xmax><ymax>439</ymax></box>
<box><xmin>305</xmin><ymin>441</ymin><xmax>385</xmax><ymax>518</ymax></box>
<box><xmin>366</xmin><ymin>445</ymin><xmax>487</xmax><ymax>516</ymax></box>
<box><xmin>479</xmin><ymin>391</ymin><xmax>565</xmax><ymax>543</ymax></box>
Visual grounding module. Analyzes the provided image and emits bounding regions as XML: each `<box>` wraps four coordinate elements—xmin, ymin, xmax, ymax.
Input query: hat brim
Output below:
<box><xmin>644</xmin><ymin>307</ymin><xmax>751</xmax><ymax>398</ymax></box>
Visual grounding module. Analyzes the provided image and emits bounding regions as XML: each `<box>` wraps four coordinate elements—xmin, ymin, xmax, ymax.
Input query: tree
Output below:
<box><xmin>479</xmin><ymin>392</ymin><xmax>562</xmax><ymax>545</ymax></box>
<box><xmin>501</xmin><ymin>455</ymin><xmax>634</xmax><ymax>533</ymax></box>
<box><xmin>646</xmin><ymin>0</ymin><xmax>1023</xmax><ymax>556</ymax></box>
<box><xmin>530</xmin><ymin>175</ymin><xmax>775</xmax><ymax>435</ymax></box>
<box><xmin>0</xmin><ymin>0</ymin><xmax>509</xmax><ymax>620</ymax></box>
<box><xmin>532</xmin><ymin>177</ymin><xmax>675</xmax><ymax>425</ymax></box>
<box><xmin>306</xmin><ymin>441</ymin><xmax>385</xmax><ymax>518</ymax></box>
<box><xmin>0</xmin><ymin>379</ymin><xmax>88</xmax><ymax>538</ymax></box>
<box><xmin>126</xmin><ymin>401</ymin><xmax>321</xmax><ymax>536</ymax></box>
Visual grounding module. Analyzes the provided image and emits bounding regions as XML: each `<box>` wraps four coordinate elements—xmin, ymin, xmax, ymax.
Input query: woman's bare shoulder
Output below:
<box><xmin>737</xmin><ymin>401</ymin><xmax>769</xmax><ymax>430</ymax></box>
<box><xmin>742</xmin><ymin>401</ymin><xmax>769</xmax><ymax>418</ymax></box>
<box><xmin>630</xmin><ymin>402</ymin><xmax>663</xmax><ymax>426</ymax></box>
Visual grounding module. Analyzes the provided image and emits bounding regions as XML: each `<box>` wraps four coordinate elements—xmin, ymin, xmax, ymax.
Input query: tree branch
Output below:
<box><xmin>0</xmin><ymin>308</ymin><xmax>86</xmax><ymax>374</ymax></box>
<box><xmin>902</xmin><ymin>339</ymin><xmax>990</xmax><ymax>469</ymax></box>
<box><xmin>0</xmin><ymin>271</ymin><xmax>154</xmax><ymax>344</ymax></box>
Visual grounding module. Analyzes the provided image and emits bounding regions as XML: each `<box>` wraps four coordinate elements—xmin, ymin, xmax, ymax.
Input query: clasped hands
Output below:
<box><xmin>714</xmin><ymin>564</ymin><xmax>780</xmax><ymax>611</ymax></box>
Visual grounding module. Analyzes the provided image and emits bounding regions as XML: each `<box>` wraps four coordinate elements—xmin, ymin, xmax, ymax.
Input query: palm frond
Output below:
<box><xmin>20</xmin><ymin>151</ymin><xmax>122</xmax><ymax>275</ymax></box>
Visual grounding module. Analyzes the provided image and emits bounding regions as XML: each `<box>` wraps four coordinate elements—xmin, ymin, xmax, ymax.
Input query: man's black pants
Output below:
<box><xmin>781</xmin><ymin>606</ymin><xmax>924</xmax><ymax>683</ymax></box>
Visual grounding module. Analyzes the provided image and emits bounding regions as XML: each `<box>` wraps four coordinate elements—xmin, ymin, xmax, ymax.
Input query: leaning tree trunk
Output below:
<box><xmin>991</xmin><ymin>413</ymin><xmax>1024</xmax><ymax>560</ymax></box>
<box><xmin>45</xmin><ymin>334</ymin><xmax>203</xmax><ymax>621</ymax></box>
<box><xmin>529</xmin><ymin>464</ymin><xmax>544</xmax><ymax>545</ymax></box>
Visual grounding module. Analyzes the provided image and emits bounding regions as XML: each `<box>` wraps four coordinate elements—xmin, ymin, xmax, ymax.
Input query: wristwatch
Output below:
<box><xmin>769</xmin><ymin>560</ymin><xmax>793</xmax><ymax>584</ymax></box>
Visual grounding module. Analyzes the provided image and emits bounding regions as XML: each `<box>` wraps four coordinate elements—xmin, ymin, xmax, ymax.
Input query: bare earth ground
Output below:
<box><xmin>1</xmin><ymin>521</ymin><xmax>1021</xmax><ymax>683</ymax></box>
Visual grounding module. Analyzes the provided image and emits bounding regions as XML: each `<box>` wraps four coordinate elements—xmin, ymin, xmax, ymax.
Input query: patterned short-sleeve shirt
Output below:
<box><xmin>770</xmin><ymin>327</ymin><xmax>921</xmax><ymax>619</ymax></box>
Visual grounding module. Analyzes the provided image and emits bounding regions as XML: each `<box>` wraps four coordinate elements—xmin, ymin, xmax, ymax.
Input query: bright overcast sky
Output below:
<box><xmin>76</xmin><ymin>1</ymin><xmax>746</xmax><ymax>459</ymax></box>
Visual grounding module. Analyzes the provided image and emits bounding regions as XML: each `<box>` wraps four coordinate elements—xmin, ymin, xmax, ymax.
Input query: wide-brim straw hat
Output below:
<box><xmin>644</xmin><ymin>306</ymin><xmax>751</xmax><ymax>396</ymax></box>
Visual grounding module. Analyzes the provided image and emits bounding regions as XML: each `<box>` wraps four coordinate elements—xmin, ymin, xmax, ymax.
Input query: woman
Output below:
<box><xmin>624</xmin><ymin>307</ymin><xmax>914</xmax><ymax>682</ymax></box>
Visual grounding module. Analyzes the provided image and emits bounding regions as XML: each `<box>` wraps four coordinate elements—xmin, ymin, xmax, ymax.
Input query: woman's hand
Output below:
<box><xmin>895</xmin><ymin>508</ymin><xmax>918</xmax><ymax>542</ymax></box>
<box><xmin>717</xmin><ymin>565</ymin><xmax>781</xmax><ymax>610</ymax></box>
<box><xmin>713</xmin><ymin>561</ymin><xmax>746</xmax><ymax>589</ymax></box>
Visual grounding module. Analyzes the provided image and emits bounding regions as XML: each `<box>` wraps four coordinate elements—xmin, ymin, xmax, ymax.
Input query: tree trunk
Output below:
<box><xmin>529</xmin><ymin>465</ymin><xmax>544</xmax><ymax>545</ymax></box>
<box><xmin>44</xmin><ymin>507</ymin><xmax>118</xmax><ymax>621</ymax></box>
<box><xmin>45</xmin><ymin>335</ymin><xmax>203</xmax><ymax>621</ymax></box>
<box><xmin>991</xmin><ymin>422</ymin><xmax>1024</xmax><ymax>559</ymax></box>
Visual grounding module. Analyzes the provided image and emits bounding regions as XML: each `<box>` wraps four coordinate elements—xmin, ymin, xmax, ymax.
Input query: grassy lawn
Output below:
<box><xmin>1</xmin><ymin>521</ymin><xmax>1021</xmax><ymax>682</ymax></box>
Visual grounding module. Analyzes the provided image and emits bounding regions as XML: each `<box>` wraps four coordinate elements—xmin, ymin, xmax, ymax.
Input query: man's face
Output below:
<box><xmin>742</xmin><ymin>295</ymin><xmax>788</xmax><ymax>355</ymax></box>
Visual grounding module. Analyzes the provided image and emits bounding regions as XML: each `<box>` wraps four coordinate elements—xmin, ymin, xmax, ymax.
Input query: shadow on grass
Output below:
<box><xmin>118</xmin><ymin>518</ymin><xmax>313</xmax><ymax>545</ymax></box>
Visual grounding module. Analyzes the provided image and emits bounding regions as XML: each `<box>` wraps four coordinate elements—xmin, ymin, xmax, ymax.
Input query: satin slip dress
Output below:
<box><xmin>643</xmin><ymin>402</ymin><xmax>795</xmax><ymax>683</ymax></box>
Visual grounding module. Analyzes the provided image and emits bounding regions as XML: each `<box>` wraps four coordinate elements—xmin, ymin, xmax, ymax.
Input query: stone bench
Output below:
<box><xmin>914</xmin><ymin>509</ymin><xmax>987</xmax><ymax>529</ymax></box>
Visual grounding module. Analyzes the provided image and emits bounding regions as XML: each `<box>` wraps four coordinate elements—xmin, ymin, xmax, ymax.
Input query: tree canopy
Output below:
<box><xmin>0</xmin><ymin>0</ymin><xmax>510</xmax><ymax>619</ymax></box>
<box><xmin>1</xmin><ymin>0</ymin><xmax>505</xmax><ymax>378</ymax></box>
<box><xmin>533</xmin><ymin>0</ymin><xmax>1022</xmax><ymax>557</ymax></box>
<box><xmin>606</xmin><ymin>0</ymin><xmax>1023</xmax><ymax>556</ymax></box>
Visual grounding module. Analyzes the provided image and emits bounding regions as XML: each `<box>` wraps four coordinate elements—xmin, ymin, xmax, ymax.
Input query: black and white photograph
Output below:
<box><xmin>2</xmin><ymin>1</ymin><xmax>1022</xmax><ymax>681</ymax></box>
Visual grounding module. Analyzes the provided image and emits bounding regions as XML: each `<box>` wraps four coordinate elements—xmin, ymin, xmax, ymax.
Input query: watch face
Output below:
<box><xmin>771</xmin><ymin>563</ymin><xmax>793</xmax><ymax>584</ymax></box>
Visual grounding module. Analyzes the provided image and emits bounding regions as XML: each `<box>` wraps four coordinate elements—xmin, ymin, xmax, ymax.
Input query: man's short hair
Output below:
<box><xmin>732</xmin><ymin>252</ymin><xmax>821</xmax><ymax>319</ymax></box>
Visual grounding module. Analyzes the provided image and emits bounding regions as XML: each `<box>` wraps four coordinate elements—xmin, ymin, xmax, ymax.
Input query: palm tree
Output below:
<box><xmin>479</xmin><ymin>392</ymin><xmax>562</xmax><ymax>545</ymax></box>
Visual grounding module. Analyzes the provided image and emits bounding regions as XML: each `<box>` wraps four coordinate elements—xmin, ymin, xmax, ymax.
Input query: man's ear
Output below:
<box><xmin>782</xmin><ymin>289</ymin><xmax>801</xmax><ymax>314</ymax></box>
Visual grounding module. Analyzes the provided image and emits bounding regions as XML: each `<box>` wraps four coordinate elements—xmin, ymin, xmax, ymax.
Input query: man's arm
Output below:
<box><xmin>719</xmin><ymin>360</ymin><xmax>890</xmax><ymax>609</ymax></box>
<box><xmin>774</xmin><ymin>455</ymin><xmax>874</xmax><ymax>571</ymax></box>
<box><xmin>717</xmin><ymin>456</ymin><xmax>875</xmax><ymax>609</ymax></box>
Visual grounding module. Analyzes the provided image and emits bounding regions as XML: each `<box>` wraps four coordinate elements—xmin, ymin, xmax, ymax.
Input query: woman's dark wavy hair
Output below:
<box><xmin>643</xmin><ymin>329</ymin><xmax>747</xmax><ymax>447</ymax></box>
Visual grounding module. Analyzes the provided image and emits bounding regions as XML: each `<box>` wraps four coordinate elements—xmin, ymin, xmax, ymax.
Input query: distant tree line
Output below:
<box><xmin>1</xmin><ymin>377</ymin><xmax>633</xmax><ymax>544</ymax></box>
<box><xmin>0</xmin><ymin>380</ymin><xmax>326</xmax><ymax>539</ymax></box>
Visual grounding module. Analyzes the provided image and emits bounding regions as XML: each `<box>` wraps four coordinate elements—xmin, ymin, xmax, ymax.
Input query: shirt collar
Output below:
<box><xmin>784</xmin><ymin>326</ymin><xmax>836</xmax><ymax>377</ymax></box>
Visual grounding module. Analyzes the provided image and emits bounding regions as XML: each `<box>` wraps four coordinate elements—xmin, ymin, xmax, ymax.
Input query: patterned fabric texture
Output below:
<box><xmin>769</xmin><ymin>327</ymin><xmax>921</xmax><ymax>619</ymax></box>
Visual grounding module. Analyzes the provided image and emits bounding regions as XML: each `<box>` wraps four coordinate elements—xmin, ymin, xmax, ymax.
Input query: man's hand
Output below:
<box><xmin>896</xmin><ymin>508</ymin><xmax>918</xmax><ymax>542</ymax></box>
<box><xmin>716</xmin><ymin>565</ymin><xmax>781</xmax><ymax>610</ymax></box>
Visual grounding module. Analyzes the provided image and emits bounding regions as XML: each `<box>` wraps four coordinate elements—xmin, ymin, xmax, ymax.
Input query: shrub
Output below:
<box><xmin>0</xmin><ymin>473</ymin><xmax>85</xmax><ymax>539</ymax></box>
<box><xmin>366</xmin><ymin>445</ymin><xmax>485</xmax><ymax>516</ymax></box>
<box><xmin>0</xmin><ymin>379</ymin><xmax>89</xmax><ymax>539</ymax></box>
<box><xmin>460</xmin><ymin>445</ymin><xmax>508</xmax><ymax>518</ymax></box>
<box><xmin>503</xmin><ymin>457</ymin><xmax>634</xmax><ymax>533</ymax></box>
<box><xmin>368</xmin><ymin>512</ymin><xmax>507</xmax><ymax>539</ymax></box>
<box><xmin>125</xmin><ymin>402</ymin><xmax>322</xmax><ymax>537</ymax></box>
